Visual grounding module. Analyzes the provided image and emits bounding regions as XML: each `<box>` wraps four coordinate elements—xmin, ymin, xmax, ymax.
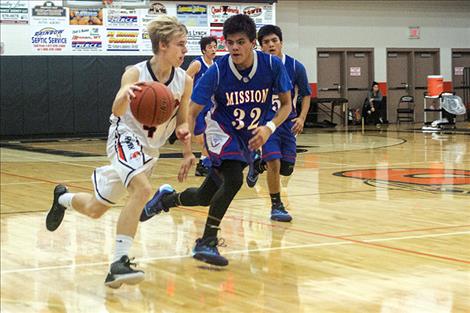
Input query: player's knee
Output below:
<box><xmin>266</xmin><ymin>159</ymin><xmax>280</xmax><ymax>172</ymax></box>
<box><xmin>280</xmin><ymin>161</ymin><xmax>295</xmax><ymax>176</ymax></box>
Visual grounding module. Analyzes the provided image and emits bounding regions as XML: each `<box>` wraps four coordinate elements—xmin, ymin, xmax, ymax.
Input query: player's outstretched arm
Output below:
<box><xmin>112</xmin><ymin>67</ymin><xmax>142</xmax><ymax>117</ymax></box>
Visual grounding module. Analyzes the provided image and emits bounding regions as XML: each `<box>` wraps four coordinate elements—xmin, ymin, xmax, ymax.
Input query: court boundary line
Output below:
<box><xmin>2</xmin><ymin>230</ymin><xmax>468</xmax><ymax>275</ymax></box>
<box><xmin>172</xmin><ymin>206</ymin><xmax>470</xmax><ymax>265</ymax></box>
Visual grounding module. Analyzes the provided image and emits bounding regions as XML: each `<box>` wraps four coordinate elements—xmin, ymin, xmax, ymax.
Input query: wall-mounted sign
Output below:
<box><xmin>350</xmin><ymin>66</ymin><xmax>361</xmax><ymax>77</ymax></box>
<box><xmin>454</xmin><ymin>67</ymin><xmax>464</xmax><ymax>76</ymax></box>
<box><xmin>409</xmin><ymin>26</ymin><xmax>420</xmax><ymax>39</ymax></box>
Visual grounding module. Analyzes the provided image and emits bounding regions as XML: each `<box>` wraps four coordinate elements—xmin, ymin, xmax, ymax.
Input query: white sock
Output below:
<box><xmin>58</xmin><ymin>193</ymin><xmax>75</xmax><ymax>210</ymax></box>
<box><xmin>113</xmin><ymin>235</ymin><xmax>133</xmax><ymax>262</ymax></box>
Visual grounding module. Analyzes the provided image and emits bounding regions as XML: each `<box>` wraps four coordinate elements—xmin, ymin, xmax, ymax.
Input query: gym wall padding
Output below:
<box><xmin>0</xmin><ymin>55</ymin><xmax>196</xmax><ymax>139</ymax></box>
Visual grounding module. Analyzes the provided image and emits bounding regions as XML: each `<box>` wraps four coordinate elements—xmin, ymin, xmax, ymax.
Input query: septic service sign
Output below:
<box><xmin>31</xmin><ymin>27</ymin><xmax>67</xmax><ymax>52</ymax></box>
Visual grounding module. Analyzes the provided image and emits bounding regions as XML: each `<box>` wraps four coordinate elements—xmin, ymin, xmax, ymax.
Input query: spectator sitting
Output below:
<box><xmin>362</xmin><ymin>81</ymin><xmax>383</xmax><ymax>125</ymax></box>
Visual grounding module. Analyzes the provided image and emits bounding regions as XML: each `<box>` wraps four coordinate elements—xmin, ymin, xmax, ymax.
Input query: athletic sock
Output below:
<box><xmin>113</xmin><ymin>234</ymin><xmax>133</xmax><ymax>262</ymax></box>
<box><xmin>270</xmin><ymin>193</ymin><xmax>281</xmax><ymax>207</ymax></box>
<box><xmin>58</xmin><ymin>193</ymin><xmax>75</xmax><ymax>210</ymax></box>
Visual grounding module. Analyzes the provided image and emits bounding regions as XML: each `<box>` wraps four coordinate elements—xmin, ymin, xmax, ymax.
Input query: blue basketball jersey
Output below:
<box><xmin>270</xmin><ymin>54</ymin><xmax>312</xmax><ymax>119</ymax></box>
<box><xmin>192</xmin><ymin>56</ymin><xmax>211</xmax><ymax>86</ymax></box>
<box><xmin>191</xmin><ymin>50</ymin><xmax>292</xmax><ymax>165</ymax></box>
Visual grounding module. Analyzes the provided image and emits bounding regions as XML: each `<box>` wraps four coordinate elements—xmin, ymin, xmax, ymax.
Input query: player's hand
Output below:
<box><xmin>126</xmin><ymin>81</ymin><xmax>146</xmax><ymax>100</ymax></box>
<box><xmin>175</xmin><ymin>126</ymin><xmax>191</xmax><ymax>144</ymax></box>
<box><xmin>291</xmin><ymin>116</ymin><xmax>305</xmax><ymax>135</ymax></box>
<box><xmin>178</xmin><ymin>152</ymin><xmax>196</xmax><ymax>182</ymax></box>
<box><xmin>249</xmin><ymin>126</ymin><xmax>271</xmax><ymax>151</ymax></box>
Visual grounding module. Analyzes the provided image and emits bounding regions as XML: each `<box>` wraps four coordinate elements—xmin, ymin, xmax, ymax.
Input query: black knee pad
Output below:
<box><xmin>280</xmin><ymin>160</ymin><xmax>294</xmax><ymax>176</ymax></box>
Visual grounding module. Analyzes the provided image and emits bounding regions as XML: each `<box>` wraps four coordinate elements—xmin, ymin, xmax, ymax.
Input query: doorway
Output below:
<box><xmin>317</xmin><ymin>48</ymin><xmax>373</xmax><ymax>124</ymax></box>
<box><xmin>387</xmin><ymin>48</ymin><xmax>439</xmax><ymax>123</ymax></box>
<box><xmin>452</xmin><ymin>49</ymin><xmax>470</xmax><ymax>121</ymax></box>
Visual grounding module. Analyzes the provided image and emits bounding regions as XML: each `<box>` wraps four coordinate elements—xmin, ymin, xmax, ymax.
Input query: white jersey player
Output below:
<box><xmin>45</xmin><ymin>16</ymin><xmax>195</xmax><ymax>288</ymax></box>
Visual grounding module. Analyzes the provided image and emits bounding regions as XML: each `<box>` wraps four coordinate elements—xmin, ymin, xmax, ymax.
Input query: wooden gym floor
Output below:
<box><xmin>1</xmin><ymin>124</ymin><xmax>469</xmax><ymax>313</ymax></box>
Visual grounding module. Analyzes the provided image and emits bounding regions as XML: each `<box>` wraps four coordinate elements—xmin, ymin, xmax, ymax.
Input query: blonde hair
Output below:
<box><xmin>147</xmin><ymin>15</ymin><xmax>187</xmax><ymax>55</ymax></box>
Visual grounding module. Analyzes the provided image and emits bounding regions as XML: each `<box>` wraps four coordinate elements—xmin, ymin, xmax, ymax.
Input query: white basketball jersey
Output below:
<box><xmin>108</xmin><ymin>60</ymin><xmax>186</xmax><ymax>157</ymax></box>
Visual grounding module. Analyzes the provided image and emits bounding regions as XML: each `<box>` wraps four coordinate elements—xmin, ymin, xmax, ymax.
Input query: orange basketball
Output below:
<box><xmin>130</xmin><ymin>82</ymin><xmax>175</xmax><ymax>126</ymax></box>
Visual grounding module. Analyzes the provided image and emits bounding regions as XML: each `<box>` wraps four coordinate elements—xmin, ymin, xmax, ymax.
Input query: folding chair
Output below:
<box><xmin>396</xmin><ymin>95</ymin><xmax>415</xmax><ymax>124</ymax></box>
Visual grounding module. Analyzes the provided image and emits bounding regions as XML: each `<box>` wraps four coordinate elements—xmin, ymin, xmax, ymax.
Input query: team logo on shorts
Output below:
<box><xmin>333</xmin><ymin>168</ymin><xmax>470</xmax><ymax>195</ymax></box>
<box><xmin>211</xmin><ymin>137</ymin><xmax>222</xmax><ymax>148</ymax></box>
<box><xmin>130</xmin><ymin>151</ymin><xmax>141</xmax><ymax>160</ymax></box>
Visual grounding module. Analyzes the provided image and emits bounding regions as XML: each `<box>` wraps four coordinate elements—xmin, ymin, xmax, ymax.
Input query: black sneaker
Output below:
<box><xmin>195</xmin><ymin>160</ymin><xmax>209</xmax><ymax>177</ymax></box>
<box><xmin>104</xmin><ymin>255</ymin><xmax>145</xmax><ymax>289</ymax></box>
<box><xmin>45</xmin><ymin>184</ymin><xmax>69</xmax><ymax>231</ymax></box>
<box><xmin>192</xmin><ymin>236</ymin><xmax>228</xmax><ymax>266</ymax></box>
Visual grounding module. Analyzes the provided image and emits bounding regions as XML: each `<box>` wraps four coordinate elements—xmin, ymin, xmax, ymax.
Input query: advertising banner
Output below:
<box><xmin>69</xmin><ymin>7</ymin><xmax>103</xmax><ymax>25</ymax></box>
<box><xmin>105</xmin><ymin>7</ymin><xmax>139</xmax><ymax>27</ymax></box>
<box><xmin>208</xmin><ymin>5</ymin><xmax>240</xmax><ymax>27</ymax></box>
<box><xmin>31</xmin><ymin>1</ymin><xmax>68</xmax><ymax>26</ymax></box>
<box><xmin>242</xmin><ymin>5</ymin><xmax>273</xmax><ymax>27</ymax></box>
<box><xmin>187</xmin><ymin>28</ymin><xmax>211</xmax><ymax>54</ymax></box>
<box><xmin>106</xmin><ymin>28</ymin><xmax>139</xmax><ymax>51</ymax></box>
<box><xmin>31</xmin><ymin>27</ymin><xmax>68</xmax><ymax>52</ymax></box>
<box><xmin>0</xmin><ymin>0</ymin><xmax>29</xmax><ymax>24</ymax></box>
<box><xmin>176</xmin><ymin>4</ymin><xmax>207</xmax><ymax>27</ymax></box>
<box><xmin>71</xmin><ymin>26</ymin><xmax>104</xmax><ymax>52</ymax></box>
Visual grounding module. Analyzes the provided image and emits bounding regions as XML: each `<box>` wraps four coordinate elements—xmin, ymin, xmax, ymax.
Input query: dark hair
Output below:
<box><xmin>371</xmin><ymin>81</ymin><xmax>379</xmax><ymax>88</ymax></box>
<box><xmin>223</xmin><ymin>14</ymin><xmax>256</xmax><ymax>42</ymax></box>
<box><xmin>199</xmin><ymin>36</ymin><xmax>217</xmax><ymax>53</ymax></box>
<box><xmin>257</xmin><ymin>24</ymin><xmax>283</xmax><ymax>45</ymax></box>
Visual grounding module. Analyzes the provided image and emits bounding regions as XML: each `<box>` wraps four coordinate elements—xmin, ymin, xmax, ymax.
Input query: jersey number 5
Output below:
<box><xmin>232</xmin><ymin>108</ymin><xmax>262</xmax><ymax>130</ymax></box>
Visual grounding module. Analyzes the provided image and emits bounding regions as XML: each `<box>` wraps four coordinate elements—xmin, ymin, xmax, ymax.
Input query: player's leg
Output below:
<box><xmin>192</xmin><ymin>160</ymin><xmax>244</xmax><ymax>266</ymax></box>
<box><xmin>266</xmin><ymin>158</ymin><xmax>291</xmax><ymax>222</ymax></box>
<box><xmin>265</xmin><ymin>123</ymin><xmax>294</xmax><ymax>222</ymax></box>
<box><xmin>140</xmin><ymin>167</ymin><xmax>221</xmax><ymax>221</ymax></box>
<box><xmin>105</xmin><ymin>172</ymin><xmax>152</xmax><ymax>288</ymax></box>
<box><xmin>45</xmin><ymin>167</ymin><xmax>116</xmax><ymax>231</ymax></box>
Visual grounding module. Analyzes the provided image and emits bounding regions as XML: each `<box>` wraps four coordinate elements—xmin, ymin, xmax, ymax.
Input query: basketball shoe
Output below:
<box><xmin>140</xmin><ymin>184</ymin><xmax>174</xmax><ymax>222</ymax></box>
<box><xmin>246</xmin><ymin>151</ymin><xmax>264</xmax><ymax>188</ymax></box>
<box><xmin>192</xmin><ymin>236</ymin><xmax>228</xmax><ymax>266</ymax></box>
<box><xmin>195</xmin><ymin>159</ymin><xmax>209</xmax><ymax>177</ymax></box>
<box><xmin>270</xmin><ymin>203</ymin><xmax>292</xmax><ymax>222</ymax></box>
<box><xmin>46</xmin><ymin>184</ymin><xmax>69</xmax><ymax>231</ymax></box>
<box><xmin>104</xmin><ymin>255</ymin><xmax>144</xmax><ymax>289</ymax></box>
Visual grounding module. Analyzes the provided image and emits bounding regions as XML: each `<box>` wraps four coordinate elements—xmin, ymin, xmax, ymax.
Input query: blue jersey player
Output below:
<box><xmin>247</xmin><ymin>25</ymin><xmax>312</xmax><ymax>222</ymax></box>
<box><xmin>140</xmin><ymin>15</ymin><xmax>292</xmax><ymax>266</ymax></box>
<box><xmin>186</xmin><ymin>36</ymin><xmax>218</xmax><ymax>177</ymax></box>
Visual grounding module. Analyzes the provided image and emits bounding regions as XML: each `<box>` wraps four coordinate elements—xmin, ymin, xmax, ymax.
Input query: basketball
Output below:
<box><xmin>130</xmin><ymin>82</ymin><xmax>175</xmax><ymax>126</ymax></box>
